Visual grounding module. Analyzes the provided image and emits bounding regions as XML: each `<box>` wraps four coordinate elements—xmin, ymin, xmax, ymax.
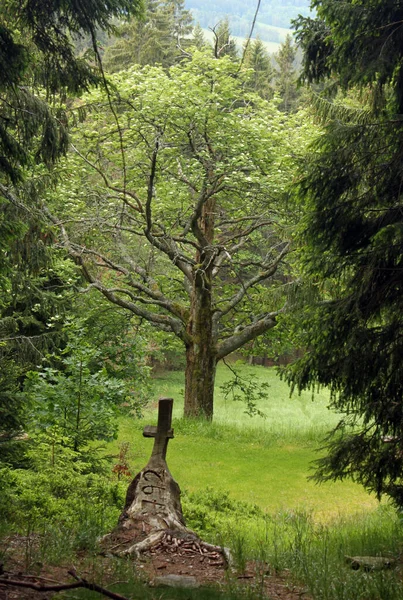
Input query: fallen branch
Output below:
<box><xmin>0</xmin><ymin>579</ymin><xmax>82</xmax><ymax>593</ymax></box>
<box><xmin>0</xmin><ymin>570</ymin><xmax>131</xmax><ymax>600</ymax></box>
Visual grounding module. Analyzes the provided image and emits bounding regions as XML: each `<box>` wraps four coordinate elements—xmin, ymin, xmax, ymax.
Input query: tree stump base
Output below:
<box><xmin>100</xmin><ymin>399</ymin><xmax>230</xmax><ymax>568</ymax></box>
<box><xmin>100</xmin><ymin>459</ymin><xmax>230</xmax><ymax>566</ymax></box>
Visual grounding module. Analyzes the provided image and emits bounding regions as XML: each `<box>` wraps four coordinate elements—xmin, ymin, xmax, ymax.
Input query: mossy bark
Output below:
<box><xmin>184</xmin><ymin>198</ymin><xmax>217</xmax><ymax>420</ymax></box>
<box><xmin>184</xmin><ymin>270</ymin><xmax>216</xmax><ymax>420</ymax></box>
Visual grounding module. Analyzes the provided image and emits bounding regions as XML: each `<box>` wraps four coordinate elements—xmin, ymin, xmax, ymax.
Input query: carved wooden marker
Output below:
<box><xmin>102</xmin><ymin>396</ymin><xmax>229</xmax><ymax>566</ymax></box>
<box><xmin>143</xmin><ymin>397</ymin><xmax>174</xmax><ymax>461</ymax></box>
<box><xmin>117</xmin><ymin>396</ymin><xmax>185</xmax><ymax>539</ymax></box>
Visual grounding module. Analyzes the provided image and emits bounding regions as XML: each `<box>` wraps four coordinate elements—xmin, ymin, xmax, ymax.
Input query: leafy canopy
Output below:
<box><xmin>45</xmin><ymin>49</ymin><xmax>314</xmax><ymax>417</ymax></box>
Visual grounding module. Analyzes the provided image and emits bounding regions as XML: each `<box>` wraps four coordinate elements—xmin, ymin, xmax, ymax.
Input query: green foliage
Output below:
<box><xmin>294</xmin><ymin>0</ymin><xmax>403</xmax><ymax>113</ymax></box>
<box><xmin>0</xmin><ymin>0</ymin><xmax>143</xmax><ymax>182</ymax></box>
<box><xmin>23</xmin><ymin>321</ymin><xmax>130</xmax><ymax>454</ymax></box>
<box><xmin>219</xmin><ymin>361</ymin><xmax>269</xmax><ymax>417</ymax></box>
<box><xmin>182</xmin><ymin>487</ymin><xmax>262</xmax><ymax>536</ymax></box>
<box><xmin>72</xmin><ymin>292</ymin><xmax>152</xmax><ymax>409</ymax></box>
<box><xmin>0</xmin><ymin>459</ymin><xmax>126</xmax><ymax>558</ymax></box>
<box><xmin>0</xmin><ymin>0</ymin><xmax>143</xmax><ymax>460</ymax></box>
<box><xmin>287</xmin><ymin>0</ymin><xmax>403</xmax><ymax>507</ymax></box>
<box><xmin>104</xmin><ymin>0</ymin><xmax>193</xmax><ymax>71</ymax></box>
<box><xmin>0</xmin><ymin>254</ymin><xmax>80</xmax><ymax>465</ymax></box>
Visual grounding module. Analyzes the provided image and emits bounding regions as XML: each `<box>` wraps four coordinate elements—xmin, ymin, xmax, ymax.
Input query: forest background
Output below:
<box><xmin>2</xmin><ymin>1</ymin><xmax>403</xmax><ymax>600</ymax></box>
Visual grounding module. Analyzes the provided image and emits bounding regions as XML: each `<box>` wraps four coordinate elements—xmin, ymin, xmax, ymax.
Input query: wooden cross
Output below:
<box><xmin>143</xmin><ymin>397</ymin><xmax>174</xmax><ymax>461</ymax></box>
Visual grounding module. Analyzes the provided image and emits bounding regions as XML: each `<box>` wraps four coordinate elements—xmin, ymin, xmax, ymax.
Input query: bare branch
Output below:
<box><xmin>218</xmin><ymin>218</ymin><xmax>275</xmax><ymax>245</ymax></box>
<box><xmin>238</xmin><ymin>0</ymin><xmax>262</xmax><ymax>72</ymax></box>
<box><xmin>0</xmin><ymin>578</ymin><xmax>83</xmax><ymax>593</ymax></box>
<box><xmin>215</xmin><ymin>242</ymin><xmax>290</xmax><ymax>318</ymax></box>
<box><xmin>0</xmin><ymin>183</ymin><xmax>33</xmax><ymax>213</ymax></box>
<box><xmin>79</xmin><ymin>277</ymin><xmax>185</xmax><ymax>337</ymax></box>
<box><xmin>216</xmin><ymin>311</ymin><xmax>280</xmax><ymax>360</ymax></box>
<box><xmin>42</xmin><ymin>207</ymin><xmax>187</xmax><ymax>338</ymax></box>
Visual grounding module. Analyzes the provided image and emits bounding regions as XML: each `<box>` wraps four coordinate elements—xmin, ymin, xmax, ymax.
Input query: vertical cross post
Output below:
<box><xmin>143</xmin><ymin>397</ymin><xmax>174</xmax><ymax>461</ymax></box>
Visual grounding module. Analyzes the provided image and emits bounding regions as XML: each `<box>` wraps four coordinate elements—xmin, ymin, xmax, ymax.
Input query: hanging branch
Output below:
<box><xmin>238</xmin><ymin>0</ymin><xmax>262</xmax><ymax>72</ymax></box>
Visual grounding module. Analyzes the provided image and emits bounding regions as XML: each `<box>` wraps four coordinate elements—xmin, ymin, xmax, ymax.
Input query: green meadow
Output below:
<box><xmin>4</xmin><ymin>362</ymin><xmax>403</xmax><ymax>600</ymax></box>
<box><xmin>113</xmin><ymin>363</ymin><xmax>378</xmax><ymax>521</ymax></box>
<box><xmin>101</xmin><ymin>363</ymin><xmax>403</xmax><ymax>600</ymax></box>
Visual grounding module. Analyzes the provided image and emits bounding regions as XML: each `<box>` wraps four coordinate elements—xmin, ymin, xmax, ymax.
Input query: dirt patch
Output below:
<box><xmin>0</xmin><ymin>535</ymin><xmax>309</xmax><ymax>600</ymax></box>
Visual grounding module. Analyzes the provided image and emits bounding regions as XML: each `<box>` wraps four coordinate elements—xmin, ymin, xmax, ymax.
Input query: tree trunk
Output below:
<box><xmin>184</xmin><ymin>270</ymin><xmax>216</xmax><ymax>420</ymax></box>
<box><xmin>184</xmin><ymin>340</ymin><xmax>216</xmax><ymax>420</ymax></box>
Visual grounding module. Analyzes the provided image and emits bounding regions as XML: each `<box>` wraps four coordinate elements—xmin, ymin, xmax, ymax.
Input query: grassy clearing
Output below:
<box><xmin>211</xmin><ymin>504</ymin><xmax>403</xmax><ymax>600</ymax></box>
<box><xmin>112</xmin><ymin>363</ymin><xmax>378</xmax><ymax>520</ymax></box>
<box><xmin>3</xmin><ymin>363</ymin><xmax>402</xmax><ymax>600</ymax></box>
<box><xmin>147</xmin><ymin>362</ymin><xmax>341</xmax><ymax>432</ymax></box>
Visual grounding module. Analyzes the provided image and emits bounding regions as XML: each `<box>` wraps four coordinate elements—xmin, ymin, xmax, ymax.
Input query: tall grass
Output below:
<box><xmin>183</xmin><ymin>488</ymin><xmax>403</xmax><ymax>600</ymax></box>
<box><xmin>149</xmin><ymin>362</ymin><xmax>341</xmax><ymax>433</ymax></box>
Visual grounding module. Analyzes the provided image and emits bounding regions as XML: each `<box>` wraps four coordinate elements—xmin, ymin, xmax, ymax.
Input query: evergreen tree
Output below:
<box><xmin>0</xmin><ymin>0</ymin><xmax>142</xmax><ymax>183</ymax></box>
<box><xmin>287</xmin><ymin>0</ymin><xmax>403</xmax><ymax>507</ymax></box>
<box><xmin>212</xmin><ymin>19</ymin><xmax>238</xmax><ymax>60</ymax></box>
<box><xmin>243</xmin><ymin>37</ymin><xmax>274</xmax><ymax>100</ymax></box>
<box><xmin>103</xmin><ymin>0</ymin><xmax>193</xmax><ymax>71</ymax></box>
<box><xmin>140</xmin><ymin>0</ymin><xmax>178</xmax><ymax>66</ymax></box>
<box><xmin>274</xmin><ymin>34</ymin><xmax>300</xmax><ymax>112</ymax></box>
<box><xmin>191</xmin><ymin>23</ymin><xmax>208</xmax><ymax>50</ymax></box>
<box><xmin>169</xmin><ymin>0</ymin><xmax>193</xmax><ymax>48</ymax></box>
<box><xmin>0</xmin><ymin>0</ymin><xmax>142</xmax><ymax>459</ymax></box>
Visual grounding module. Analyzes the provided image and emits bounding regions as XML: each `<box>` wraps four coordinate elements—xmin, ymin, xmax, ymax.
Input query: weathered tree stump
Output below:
<box><xmin>101</xmin><ymin>398</ymin><xmax>230</xmax><ymax>565</ymax></box>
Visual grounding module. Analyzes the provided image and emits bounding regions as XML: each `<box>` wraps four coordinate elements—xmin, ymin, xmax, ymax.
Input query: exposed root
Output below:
<box><xmin>120</xmin><ymin>530</ymin><xmax>166</xmax><ymax>558</ymax></box>
<box><xmin>116</xmin><ymin>529</ymin><xmax>231</xmax><ymax>567</ymax></box>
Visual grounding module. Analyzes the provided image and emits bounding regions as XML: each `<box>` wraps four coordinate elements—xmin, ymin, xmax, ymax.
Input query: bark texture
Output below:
<box><xmin>184</xmin><ymin>266</ymin><xmax>216</xmax><ymax>419</ymax></box>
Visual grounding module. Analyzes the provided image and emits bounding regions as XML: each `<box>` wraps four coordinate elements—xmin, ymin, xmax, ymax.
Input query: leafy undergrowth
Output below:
<box><xmin>1</xmin><ymin>464</ymin><xmax>403</xmax><ymax>600</ymax></box>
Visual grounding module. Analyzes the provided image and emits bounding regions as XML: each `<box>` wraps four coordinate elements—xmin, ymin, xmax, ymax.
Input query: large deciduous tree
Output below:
<box><xmin>47</xmin><ymin>51</ymin><xmax>312</xmax><ymax>420</ymax></box>
<box><xmin>287</xmin><ymin>0</ymin><xmax>403</xmax><ymax>506</ymax></box>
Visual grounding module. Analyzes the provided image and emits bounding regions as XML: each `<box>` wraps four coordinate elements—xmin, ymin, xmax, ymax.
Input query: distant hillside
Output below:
<box><xmin>201</xmin><ymin>26</ymin><xmax>291</xmax><ymax>55</ymax></box>
<box><xmin>187</xmin><ymin>0</ymin><xmax>311</xmax><ymax>43</ymax></box>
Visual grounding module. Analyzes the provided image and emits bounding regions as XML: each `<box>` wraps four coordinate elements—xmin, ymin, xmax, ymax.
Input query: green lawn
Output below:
<box><xmin>113</xmin><ymin>363</ymin><xmax>379</xmax><ymax>521</ymax></box>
